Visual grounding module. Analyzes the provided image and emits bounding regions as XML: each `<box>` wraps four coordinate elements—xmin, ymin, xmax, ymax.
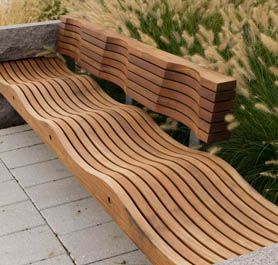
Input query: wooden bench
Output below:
<box><xmin>0</xmin><ymin>16</ymin><xmax>277</xmax><ymax>265</ymax></box>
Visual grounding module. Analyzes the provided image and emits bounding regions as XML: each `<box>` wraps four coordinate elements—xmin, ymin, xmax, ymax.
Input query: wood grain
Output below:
<box><xmin>57</xmin><ymin>16</ymin><xmax>237</xmax><ymax>143</ymax></box>
<box><xmin>0</xmin><ymin>57</ymin><xmax>277</xmax><ymax>265</ymax></box>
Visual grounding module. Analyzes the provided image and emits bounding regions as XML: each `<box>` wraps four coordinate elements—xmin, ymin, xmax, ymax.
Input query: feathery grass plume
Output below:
<box><xmin>270</xmin><ymin>11</ymin><xmax>278</xmax><ymax>32</ymax></box>
<box><xmin>138</xmin><ymin>30</ymin><xmax>157</xmax><ymax>47</ymax></box>
<box><xmin>199</xmin><ymin>25</ymin><xmax>214</xmax><ymax>45</ymax></box>
<box><xmin>157</xmin><ymin>18</ymin><xmax>163</xmax><ymax>27</ymax></box>
<box><xmin>255</xmin><ymin>103</ymin><xmax>271</xmax><ymax>113</ymax></box>
<box><xmin>230</xmin><ymin>59</ymin><xmax>252</xmax><ymax>81</ymax></box>
<box><xmin>0</xmin><ymin>0</ymin><xmax>41</xmax><ymax>25</ymax></box>
<box><xmin>260</xmin><ymin>172</ymin><xmax>278</xmax><ymax>179</ymax></box>
<box><xmin>265</xmin><ymin>160</ymin><xmax>278</xmax><ymax>166</ymax></box>
<box><xmin>127</xmin><ymin>13</ymin><xmax>141</xmax><ymax>29</ymax></box>
<box><xmin>260</xmin><ymin>34</ymin><xmax>278</xmax><ymax>54</ymax></box>
<box><xmin>180</xmin><ymin>46</ymin><xmax>189</xmax><ymax>56</ymax></box>
<box><xmin>224</xmin><ymin>114</ymin><xmax>235</xmax><ymax>123</ymax></box>
<box><xmin>204</xmin><ymin>46</ymin><xmax>224</xmax><ymax>62</ymax></box>
<box><xmin>182</xmin><ymin>31</ymin><xmax>194</xmax><ymax>49</ymax></box>
<box><xmin>173</xmin><ymin>31</ymin><xmax>181</xmax><ymax>43</ymax></box>
<box><xmin>171</xmin><ymin>0</ymin><xmax>183</xmax><ymax>13</ymax></box>
<box><xmin>227</xmin><ymin>121</ymin><xmax>240</xmax><ymax>131</ymax></box>
<box><xmin>189</xmin><ymin>54</ymin><xmax>210</xmax><ymax>68</ymax></box>
<box><xmin>160</xmin><ymin>35</ymin><xmax>170</xmax><ymax>45</ymax></box>
<box><xmin>269</xmin><ymin>67</ymin><xmax>278</xmax><ymax>76</ymax></box>
<box><xmin>248</xmin><ymin>19</ymin><xmax>260</xmax><ymax>44</ymax></box>
<box><xmin>208</xmin><ymin>146</ymin><xmax>222</xmax><ymax>155</ymax></box>
<box><xmin>172</xmin><ymin>14</ymin><xmax>180</xmax><ymax>22</ymax></box>
<box><xmin>218</xmin><ymin>37</ymin><xmax>230</xmax><ymax>52</ymax></box>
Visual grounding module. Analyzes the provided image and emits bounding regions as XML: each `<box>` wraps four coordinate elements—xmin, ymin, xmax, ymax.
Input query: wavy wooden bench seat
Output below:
<box><xmin>0</xmin><ymin>16</ymin><xmax>277</xmax><ymax>265</ymax></box>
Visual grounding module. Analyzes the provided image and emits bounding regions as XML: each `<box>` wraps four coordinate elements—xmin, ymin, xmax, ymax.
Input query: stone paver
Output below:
<box><xmin>0</xmin><ymin>225</ymin><xmax>65</xmax><ymax>265</ymax></box>
<box><xmin>1</xmin><ymin>144</ymin><xmax>56</xmax><ymax>169</ymax></box>
<box><xmin>0</xmin><ymin>129</ymin><xmax>41</xmax><ymax>153</ymax></box>
<box><xmin>0</xmin><ymin>200</ymin><xmax>45</xmax><ymax>236</ymax></box>
<box><xmin>0</xmin><ymin>158</ymin><xmax>13</xmax><ymax>183</ymax></box>
<box><xmin>60</xmin><ymin>222</ymin><xmax>137</xmax><ymax>265</ymax></box>
<box><xmin>31</xmin><ymin>254</ymin><xmax>74</xmax><ymax>265</ymax></box>
<box><xmin>0</xmin><ymin>180</ymin><xmax>27</xmax><ymax>207</ymax></box>
<box><xmin>26</xmin><ymin>177</ymin><xmax>89</xmax><ymax>210</ymax></box>
<box><xmin>217</xmin><ymin>244</ymin><xmax>278</xmax><ymax>265</ymax></box>
<box><xmin>11</xmin><ymin>159</ymin><xmax>72</xmax><ymax>188</ymax></box>
<box><xmin>91</xmin><ymin>250</ymin><xmax>151</xmax><ymax>265</ymax></box>
<box><xmin>0</xmin><ymin>124</ymin><xmax>30</xmax><ymax>137</ymax></box>
<box><xmin>42</xmin><ymin>197</ymin><xmax>112</xmax><ymax>235</ymax></box>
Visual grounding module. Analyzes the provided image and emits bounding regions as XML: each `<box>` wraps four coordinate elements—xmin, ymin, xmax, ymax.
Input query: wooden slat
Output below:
<box><xmin>0</xmin><ymin>57</ymin><xmax>277</xmax><ymax>265</ymax></box>
<box><xmin>57</xmin><ymin>16</ymin><xmax>237</xmax><ymax>143</ymax></box>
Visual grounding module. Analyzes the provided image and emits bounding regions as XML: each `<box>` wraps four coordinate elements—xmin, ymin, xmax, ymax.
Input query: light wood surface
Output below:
<box><xmin>57</xmin><ymin>16</ymin><xmax>237</xmax><ymax>143</ymax></box>
<box><xmin>0</xmin><ymin>56</ymin><xmax>277</xmax><ymax>265</ymax></box>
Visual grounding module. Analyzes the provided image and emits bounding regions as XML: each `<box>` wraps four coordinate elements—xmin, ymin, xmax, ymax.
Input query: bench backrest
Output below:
<box><xmin>57</xmin><ymin>16</ymin><xmax>236</xmax><ymax>143</ymax></box>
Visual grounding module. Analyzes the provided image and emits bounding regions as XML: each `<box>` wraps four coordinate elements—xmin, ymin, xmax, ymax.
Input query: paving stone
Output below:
<box><xmin>216</xmin><ymin>244</ymin><xmax>278</xmax><ymax>265</ymax></box>
<box><xmin>0</xmin><ymin>225</ymin><xmax>65</xmax><ymax>265</ymax></box>
<box><xmin>1</xmin><ymin>144</ymin><xmax>56</xmax><ymax>169</ymax></box>
<box><xmin>26</xmin><ymin>177</ymin><xmax>89</xmax><ymax>210</ymax></box>
<box><xmin>0</xmin><ymin>200</ymin><xmax>45</xmax><ymax>236</ymax></box>
<box><xmin>0</xmin><ymin>124</ymin><xmax>30</xmax><ymax>137</ymax></box>
<box><xmin>11</xmin><ymin>159</ymin><xmax>72</xmax><ymax>188</ymax></box>
<box><xmin>0</xmin><ymin>130</ymin><xmax>41</xmax><ymax>153</ymax></box>
<box><xmin>0</xmin><ymin>158</ymin><xmax>13</xmax><ymax>183</ymax></box>
<box><xmin>60</xmin><ymin>222</ymin><xmax>137</xmax><ymax>265</ymax></box>
<box><xmin>0</xmin><ymin>180</ymin><xmax>27</xmax><ymax>207</ymax></box>
<box><xmin>91</xmin><ymin>250</ymin><xmax>151</xmax><ymax>265</ymax></box>
<box><xmin>31</xmin><ymin>254</ymin><xmax>74</xmax><ymax>265</ymax></box>
<box><xmin>42</xmin><ymin>197</ymin><xmax>112</xmax><ymax>235</ymax></box>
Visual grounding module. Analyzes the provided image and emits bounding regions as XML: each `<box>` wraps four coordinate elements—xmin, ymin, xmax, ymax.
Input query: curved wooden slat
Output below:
<box><xmin>57</xmin><ymin>16</ymin><xmax>236</xmax><ymax>143</ymax></box>
<box><xmin>0</xmin><ymin>57</ymin><xmax>277</xmax><ymax>265</ymax></box>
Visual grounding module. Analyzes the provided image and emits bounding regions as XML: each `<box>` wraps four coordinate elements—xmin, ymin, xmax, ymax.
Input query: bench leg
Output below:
<box><xmin>189</xmin><ymin>130</ymin><xmax>201</xmax><ymax>148</ymax></box>
<box><xmin>125</xmin><ymin>95</ymin><xmax>133</xmax><ymax>105</ymax></box>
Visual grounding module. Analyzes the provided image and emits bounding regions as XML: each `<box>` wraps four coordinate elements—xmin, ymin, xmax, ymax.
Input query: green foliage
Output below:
<box><xmin>219</xmin><ymin>28</ymin><xmax>278</xmax><ymax>204</ymax></box>
<box><xmin>38</xmin><ymin>0</ymin><xmax>68</xmax><ymax>21</ymax></box>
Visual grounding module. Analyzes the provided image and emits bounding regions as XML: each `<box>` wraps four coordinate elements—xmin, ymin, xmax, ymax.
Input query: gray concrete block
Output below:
<box><xmin>31</xmin><ymin>254</ymin><xmax>74</xmax><ymax>265</ymax></box>
<box><xmin>0</xmin><ymin>21</ymin><xmax>59</xmax><ymax>62</ymax></box>
<box><xmin>0</xmin><ymin>129</ymin><xmax>41</xmax><ymax>153</ymax></box>
<box><xmin>0</xmin><ymin>200</ymin><xmax>45</xmax><ymax>236</ymax></box>
<box><xmin>0</xmin><ymin>225</ymin><xmax>65</xmax><ymax>265</ymax></box>
<box><xmin>1</xmin><ymin>144</ymin><xmax>56</xmax><ymax>169</ymax></box>
<box><xmin>0</xmin><ymin>180</ymin><xmax>27</xmax><ymax>207</ymax></box>
<box><xmin>216</xmin><ymin>244</ymin><xmax>278</xmax><ymax>265</ymax></box>
<box><xmin>41</xmin><ymin>197</ymin><xmax>112</xmax><ymax>235</ymax></box>
<box><xmin>91</xmin><ymin>250</ymin><xmax>151</xmax><ymax>265</ymax></box>
<box><xmin>0</xmin><ymin>158</ymin><xmax>13</xmax><ymax>183</ymax></box>
<box><xmin>60</xmin><ymin>222</ymin><xmax>137</xmax><ymax>265</ymax></box>
<box><xmin>26</xmin><ymin>177</ymin><xmax>89</xmax><ymax>210</ymax></box>
<box><xmin>11</xmin><ymin>159</ymin><xmax>71</xmax><ymax>188</ymax></box>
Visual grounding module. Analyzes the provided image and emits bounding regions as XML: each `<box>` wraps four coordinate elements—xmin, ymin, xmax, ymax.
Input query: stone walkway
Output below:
<box><xmin>0</xmin><ymin>125</ymin><xmax>151</xmax><ymax>265</ymax></box>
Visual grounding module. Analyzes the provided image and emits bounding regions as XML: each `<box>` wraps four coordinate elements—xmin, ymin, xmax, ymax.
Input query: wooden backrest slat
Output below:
<box><xmin>57</xmin><ymin>16</ymin><xmax>236</xmax><ymax>143</ymax></box>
